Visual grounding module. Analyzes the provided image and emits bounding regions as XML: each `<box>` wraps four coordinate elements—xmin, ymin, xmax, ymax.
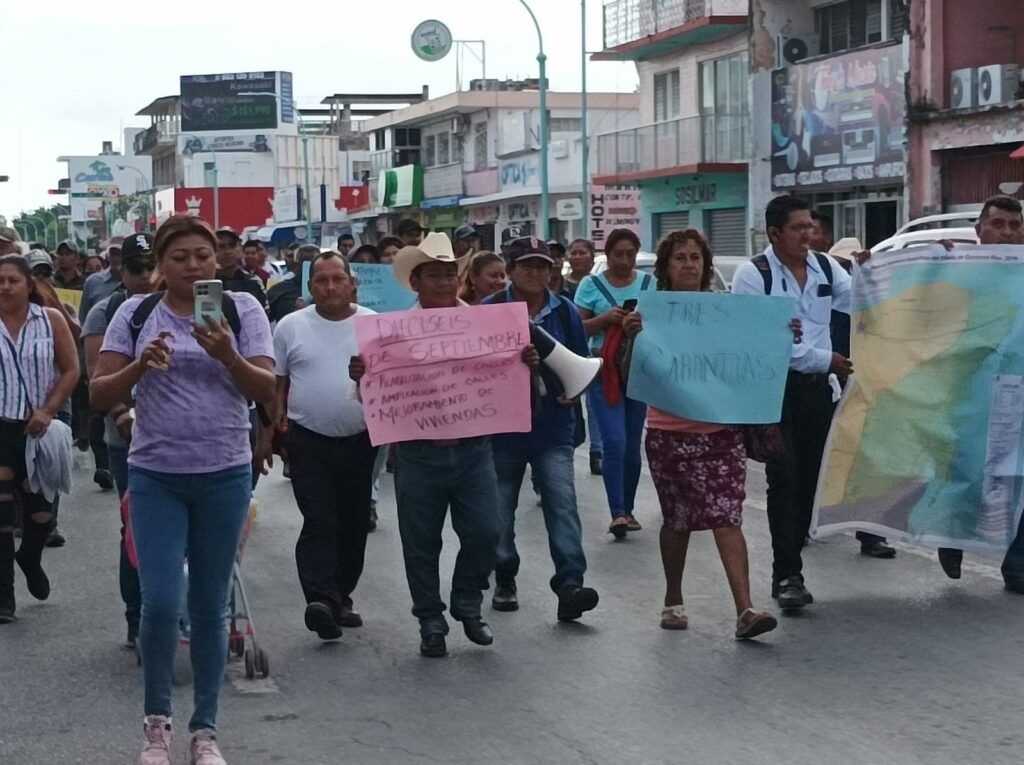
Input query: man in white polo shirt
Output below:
<box><xmin>259</xmin><ymin>252</ymin><xmax>379</xmax><ymax>641</ymax></box>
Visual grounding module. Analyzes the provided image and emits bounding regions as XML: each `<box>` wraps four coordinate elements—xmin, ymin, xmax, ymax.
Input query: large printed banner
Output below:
<box><xmin>814</xmin><ymin>245</ymin><xmax>1024</xmax><ymax>554</ymax></box>
<box><xmin>354</xmin><ymin>303</ymin><xmax>532</xmax><ymax>446</ymax></box>
<box><xmin>627</xmin><ymin>291</ymin><xmax>794</xmax><ymax>424</ymax></box>
<box><xmin>350</xmin><ymin>264</ymin><xmax>417</xmax><ymax>313</ymax></box>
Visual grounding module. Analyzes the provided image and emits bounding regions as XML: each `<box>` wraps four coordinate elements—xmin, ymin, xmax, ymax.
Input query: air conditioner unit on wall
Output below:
<box><xmin>977</xmin><ymin>64</ymin><xmax>1021</xmax><ymax>106</ymax></box>
<box><xmin>949</xmin><ymin>68</ymin><xmax>977</xmax><ymax>109</ymax></box>
<box><xmin>775</xmin><ymin>35</ymin><xmax>819</xmax><ymax>69</ymax></box>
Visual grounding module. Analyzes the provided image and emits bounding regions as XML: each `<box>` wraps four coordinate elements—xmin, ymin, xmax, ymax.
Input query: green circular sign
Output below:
<box><xmin>411</xmin><ymin>20</ymin><xmax>453</xmax><ymax>62</ymax></box>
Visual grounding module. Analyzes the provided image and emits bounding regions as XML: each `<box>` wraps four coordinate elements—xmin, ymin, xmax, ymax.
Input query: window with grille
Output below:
<box><xmin>549</xmin><ymin>117</ymin><xmax>583</xmax><ymax>133</ymax></box>
<box><xmin>474</xmin><ymin>122</ymin><xmax>489</xmax><ymax>170</ymax></box>
<box><xmin>424</xmin><ymin>134</ymin><xmax>436</xmax><ymax>166</ymax></box>
<box><xmin>816</xmin><ymin>0</ymin><xmax>887</xmax><ymax>55</ymax></box>
<box><xmin>654</xmin><ymin>70</ymin><xmax>680</xmax><ymax>122</ymax></box>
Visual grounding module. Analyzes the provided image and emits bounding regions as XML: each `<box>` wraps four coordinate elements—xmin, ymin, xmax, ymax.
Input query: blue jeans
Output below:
<box><xmin>129</xmin><ymin>464</ymin><xmax>251</xmax><ymax>732</ymax></box>
<box><xmin>394</xmin><ymin>438</ymin><xmax>498</xmax><ymax>636</ymax></box>
<box><xmin>494</xmin><ymin>445</ymin><xmax>587</xmax><ymax>594</ymax></box>
<box><xmin>587</xmin><ymin>375</ymin><xmax>647</xmax><ymax>519</ymax></box>
<box><xmin>585</xmin><ymin>394</ymin><xmax>603</xmax><ymax>455</ymax></box>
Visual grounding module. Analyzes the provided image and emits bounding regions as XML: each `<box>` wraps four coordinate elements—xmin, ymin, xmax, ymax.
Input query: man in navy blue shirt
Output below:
<box><xmin>483</xmin><ymin>237</ymin><xmax>599</xmax><ymax>622</ymax></box>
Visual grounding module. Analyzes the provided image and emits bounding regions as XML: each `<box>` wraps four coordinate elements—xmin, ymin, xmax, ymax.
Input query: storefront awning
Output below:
<box><xmin>459</xmin><ymin>185</ymin><xmax>581</xmax><ymax>207</ymax></box>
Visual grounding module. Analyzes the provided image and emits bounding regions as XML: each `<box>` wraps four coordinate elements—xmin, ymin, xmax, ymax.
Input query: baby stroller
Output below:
<box><xmin>121</xmin><ymin>493</ymin><xmax>270</xmax><ymax>679</ymax></box>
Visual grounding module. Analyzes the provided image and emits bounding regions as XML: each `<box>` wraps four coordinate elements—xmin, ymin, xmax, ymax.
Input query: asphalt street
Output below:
<box><xmin>2</xmin><ymin>446</ymin><xmax>1023</xmax><ymax>765</ymax></box>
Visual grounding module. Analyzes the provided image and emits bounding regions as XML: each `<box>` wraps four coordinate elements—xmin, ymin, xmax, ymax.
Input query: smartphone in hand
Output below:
<box><xmin>622</xmin><ymin>298</ymin><xmax>638</xmax><ymax>311</ymax></box>
<box><xmin>194</xmin><ymin>280</ymin><xmax>223</xmax><ymax>326</ymax></box>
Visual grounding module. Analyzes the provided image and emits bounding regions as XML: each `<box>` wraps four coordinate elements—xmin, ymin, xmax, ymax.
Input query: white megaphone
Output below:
<box><xmin>529</xmin><ymin>325</ymin><xmax>603</xmax><ymax>400</ymax></box>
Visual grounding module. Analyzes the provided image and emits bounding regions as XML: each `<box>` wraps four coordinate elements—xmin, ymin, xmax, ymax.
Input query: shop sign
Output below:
<box><xmin>771</xmin><ymin>45</ymin><xmax>906</xmax><ymax>189</ymax></box>
<box><xmin>499</xmin><ymin>157</ymin><xmax>539</xmax><ymax>190</ymax></box>
<box><xmin>675</xmin><ymin>183</ymin><xmax>717</xmax><ymax>206</ymax></box>
<box><xmin>467</xmin><ymin>205</ymin><xmax>500</xmax><ymax>225</ymax></box>
<box><xmin>588</xmin><ymin>186</ymin><xmax>641</xmax><ymax>250</ymax></box>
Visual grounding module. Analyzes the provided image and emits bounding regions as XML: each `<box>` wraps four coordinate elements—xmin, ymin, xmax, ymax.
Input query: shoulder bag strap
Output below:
<box><xmin>590</xmin><ymin>273</ymin><xmax>619</xmax><ymax>308</ymax></box>
<box><xmin>752</xmin><ymin>254</ymin><xmax>773</xmax><ymax>295</ymax></box>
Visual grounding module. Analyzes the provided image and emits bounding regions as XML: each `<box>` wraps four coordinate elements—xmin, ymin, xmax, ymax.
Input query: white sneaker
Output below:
<box><xmin>138</xmin><ymin>716</ymin><xmax>172</xmax><ymax>765</ymax></box>
<box><xmin>189</xmin><ymin>729</ymin><xmax>227</xmax><ymax>765</ymax></box>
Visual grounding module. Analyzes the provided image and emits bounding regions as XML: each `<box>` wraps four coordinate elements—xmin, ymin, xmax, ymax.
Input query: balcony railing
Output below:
<box><xmin>602</xmin><ymin>0</ymin><xmax>747</xmax><ymax>49</ymax></box>
<box><xmin>134</xmin><ymin>120</ymin><xmax>180</xmax><ymax>154</ymax></box>
<box><xmin>594</xmin><ymin>113</ymin><xmax>748</xmax><ymax>178</ymax></box>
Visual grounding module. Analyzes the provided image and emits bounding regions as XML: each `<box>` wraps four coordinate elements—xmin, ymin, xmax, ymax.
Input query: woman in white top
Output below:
<box><xmin>0</xmin><ymin>254</ymin><xmax>79</xmax><ymax>624</ymax></box>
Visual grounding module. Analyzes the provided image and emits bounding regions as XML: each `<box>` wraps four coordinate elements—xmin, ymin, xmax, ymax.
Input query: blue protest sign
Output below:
<box><xmin>627</xmin><ymin>291</ymin><xmax>794</xmax><ymax>424</ymax></box>
<box><xmin>351</xmin><ymin>263</ymin><xmax>417</xmax><ymax>313</ymax></box>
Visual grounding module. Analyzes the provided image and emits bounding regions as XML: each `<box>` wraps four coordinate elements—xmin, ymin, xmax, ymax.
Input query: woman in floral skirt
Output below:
<box><xmin>623</xmin><ymin>229</ymin><xmax>779</xmax><ymax>640</ymax></box>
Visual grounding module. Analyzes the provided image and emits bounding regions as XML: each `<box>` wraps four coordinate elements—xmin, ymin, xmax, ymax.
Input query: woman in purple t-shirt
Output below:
<box><xmin>92</xmin><ymin>215</ymin><xmax>274</xmax><ymax>765</ymax></box>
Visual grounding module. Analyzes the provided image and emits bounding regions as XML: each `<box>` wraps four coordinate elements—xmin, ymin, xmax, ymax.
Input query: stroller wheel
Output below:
<box><xmin>254</xmin><ymin>648</ymin><xmax>270</xmax><ymax>679</ymax></box>
<box><xmin>244</xmin><ymin>649</ymin><xmax>255</xmax><ymax>680</ymax></box>
<box><xmin>229</xmin><ymin>635</ymin><xmax>245</xmax><ymax>658</ymax></box>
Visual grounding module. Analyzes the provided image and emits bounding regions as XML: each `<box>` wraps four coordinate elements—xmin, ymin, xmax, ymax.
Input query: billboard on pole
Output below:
<box><xmin>180</xmin><ymin>71</ymin><xmax>290</xmax><ymax>132</ymax></box>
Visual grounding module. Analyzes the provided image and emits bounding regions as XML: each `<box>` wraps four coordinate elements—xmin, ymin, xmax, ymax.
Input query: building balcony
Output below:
<box><xmin>135</xmin><ymin>121</ymin><xmax>179</xmax><ymax>155</ymax></box>
<box><xmin>595</xmin><ymin>0</ymin><xmax>747</xmax><ymax>61</ymax></box>
<box><xmin>592</xmin><ymin>113</ymin><xmax>748</xmax><ymax>184</ymax></box>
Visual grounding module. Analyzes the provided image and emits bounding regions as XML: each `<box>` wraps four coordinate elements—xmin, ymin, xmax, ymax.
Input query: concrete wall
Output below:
<box><xmin>635</xmin><ymin>31</ymin><xmax>749</xmax><ymax>122</ymax></box>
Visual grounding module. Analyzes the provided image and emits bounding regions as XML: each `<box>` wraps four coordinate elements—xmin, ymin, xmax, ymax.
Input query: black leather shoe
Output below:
<box><xmin>44</xmin><ymin>527</ymin><xmax>66</xmax><ymax>548</ymax></box>
<box><xmin>367</xmin><ymin>502</ymin><xmax>378</xmax><ymax>533</ymax></box>
<box><xmin>420</xmin><ymin>633</ymin><xmax>447</xmax><ymax>657</ymax></box>
<box><xmin>557</xmin><ymin>585</ymin><xmax>599</xmax><ymax>622</ymax></box>
<box><xmin>861</xmin><ymin>540</ymin><xmax>897</xmax><ymax>559</ymax></box>
<box><xmin>304</xmin><ymin>602</ymin><xmax>342</xmax><ymax>640</ymax></box>
<box><xmin>589</xmin><ymin>452</ymin><xmax>603</xmax><ymax>476</ymax></box>
<box><xmin>15</xmin><ymin>550</ymin><xmax>50</xmax><ymax>601</ymax></box>
<box><xmin>93</xmin><ymin>469</ymin><xmax>114</xmax><ymax>491</ymax></box>
<box><xmin>337</xmin><ymin>605</ymin><xmax>363</xmax><ymax>629</ymax></box>
<box><xmin>1004</xmin><ymin>579</ymin><xmax>1024</xmax><ymax>595</ymax></box>
<box><xmin>776</xmin><ymin>576</ymin><xmax>812</xmax><ymax>611</ymax></box>
<box><xmin>0</xmin><ymin>606</ymin><xmax>15</xmax><ymax>624</ymax></box>
<box><xmin>492</xmin><ymin>580</ymin><xmax>518</xmax><ymax>612</ymax></box>
<box><xmin>462</xmin><ymin>619</ymin><xmax>494</xmax><ymax>646</ymax></box>
<box><xmin>938</xmin><ymin>548</ymin><xmax>963</xmax><ymax>579</ymax></box>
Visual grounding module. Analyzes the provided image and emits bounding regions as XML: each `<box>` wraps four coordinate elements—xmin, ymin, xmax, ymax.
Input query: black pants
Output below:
<box><xmin>288</xmin><ymin>423</ymin><xmax>378</xmax><ymax>617</ymax></box>
<box><xmin>765</xmin><ymin>373</ymin><xmax>835</xmax><ymax>584</ymax></box>
<box><xmin>0</xmin><ymin>421</ymin><xmax>52</xmax><ymax>611</ymax></box>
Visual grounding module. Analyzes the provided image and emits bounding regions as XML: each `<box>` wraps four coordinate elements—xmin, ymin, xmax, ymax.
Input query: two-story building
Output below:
<box><xmin>359</xmin><ymin>80</ymin><xmax>639</xmax><ymax>249</ymax></box>
<box><xmin>905</xmin><ymin>0</ymin><xmax>1024</xmax><ymax>216</ymax></box>
<box><xmin>592</xmin><ymin>0</ymin><xmax>751</xmax><ymax>256</ymax></box>
<box><xmin>750</xmin><ymin>0</ymin><xmax>910</xmax><ymax>249</ymax></box>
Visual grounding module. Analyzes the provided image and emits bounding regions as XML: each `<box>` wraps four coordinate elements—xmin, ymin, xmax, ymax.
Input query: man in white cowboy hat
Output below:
<box><xmin>350</xmin><ymin>232</ymin><xmax>540</xmax><ymax>658</ymax></box>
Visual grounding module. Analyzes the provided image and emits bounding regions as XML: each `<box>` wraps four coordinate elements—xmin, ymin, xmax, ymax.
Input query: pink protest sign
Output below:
<box><xmin>353</xmin><ymin>302</ymin><xmax>532</xmax><ymax>446</ymax></box>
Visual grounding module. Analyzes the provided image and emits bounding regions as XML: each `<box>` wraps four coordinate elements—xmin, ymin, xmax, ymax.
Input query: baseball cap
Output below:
<box><xmin>121</xmin><ymin>232</ymin><xmax>154</xmax><ymax>262</ymax></box>
<box><xmin>453</xmin><ymin>224</ymin><xmax>478</xmax><ymax>241</ymax></box>
<box><xmin>26</xmin><ymin>249</ymin><xmax>53</xmax><ymax>271</ymax></box>
<box><xmin>396</xmin><ymin>219</ymin><xmax>425</xmax><ymax>236</ymax></box>
<box><xmin>502</xmin><ymin>236</ymin><xmax>553</xmax><ymax>264</ymax></box>
<box><xmin>56</xmin><ymin>239</ymin><xmax>80</xmax><ymax>255</ymax></box>
<box><xmin>0</xmin><ymin>226</ymin><xmax>22</xmax><ymax>243</ymax></box>
<box><xmin>546</xmin><ymin>239</ymin><xmax>566</xmax><ymax>255</ymax></box>
<box><xmin>215</xmin><ymin>226</ymin><xmax>241</xmax><ymax>242</ymax></box>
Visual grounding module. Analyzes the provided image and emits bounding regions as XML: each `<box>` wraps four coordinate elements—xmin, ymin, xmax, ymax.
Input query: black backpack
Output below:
<box><xmin>751</xmin><ymin>252</ymin><xmax>833</xmax><ymax>295</ymax></box>
<box><xmin>123</xmin><ymin>291</ymin><xmax>270</xmax><ymax>426</ymax></box>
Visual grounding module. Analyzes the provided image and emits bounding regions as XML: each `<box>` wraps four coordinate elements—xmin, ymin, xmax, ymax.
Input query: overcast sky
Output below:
<box><xmin>0</xmin><ymin>0</ymin><xmax>638</xmax><ymax>223</ymax></box>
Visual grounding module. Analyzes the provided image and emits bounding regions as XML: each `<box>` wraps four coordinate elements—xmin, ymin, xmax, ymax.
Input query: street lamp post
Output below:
<box><xmin>180</xmin><ymin>135</ymin><xmax>219</xmax><ymax>228</ymax></box>
<box><xmin>581</xmin><ymin>0</ymin><xmax>589</xmax><ymax>234</ymax></box>
<box><xmin>518</xmin><ymin>0</ymin><xmax>550</xmax><ymax>240</ymax></box>
<box><xmin>241</xmin><ymin>92</ymin><xmax>313</xmax><ymax>244</ymax></box>
<box><xmin>117</xmin><ymin>164</ymin><xmax>156</xmax><ymax>229</ymax></box>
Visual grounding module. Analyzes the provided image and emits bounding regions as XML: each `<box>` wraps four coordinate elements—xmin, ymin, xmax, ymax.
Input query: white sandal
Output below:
<box><xmin>660</xmin><ymin>604</ymin><xmax>688</xmax><ymax>630</ymax></box>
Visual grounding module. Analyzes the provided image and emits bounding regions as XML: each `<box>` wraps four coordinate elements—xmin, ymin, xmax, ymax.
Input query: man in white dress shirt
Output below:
<box><xmin>732</xmin><ymin>195</ymin><xmax>853</xmax><ymax>611</ymax></box>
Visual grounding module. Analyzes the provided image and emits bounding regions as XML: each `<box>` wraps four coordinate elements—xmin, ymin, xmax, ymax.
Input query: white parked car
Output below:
<box><xmin>872</xmin><ymin>212</ymin><xmax>980</xmax><ymax>254</ymax></box>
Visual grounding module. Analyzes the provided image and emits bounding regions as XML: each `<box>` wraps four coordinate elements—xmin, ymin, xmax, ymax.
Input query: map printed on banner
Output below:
<box><xmin>353</xmin><ymin>302</ymin><xmax>532</xmax><ymax>446</ymax></box>
<box><xmin>814</xmin><ymin>244</ymin><xmax>1024</xmax><ymax>554</ymax></box>
<box><xmin>350</xmin><ymin>264</ymin><xmax>417</xmax><ymax>313</ymax></box>
<box><xmin>627</xmin><ymin>291</ymin><xmax>794</xmax><ymax>424</ymax></box>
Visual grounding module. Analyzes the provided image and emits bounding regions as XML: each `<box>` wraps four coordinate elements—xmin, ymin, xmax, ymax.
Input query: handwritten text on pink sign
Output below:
<box><xmin>354</xmin><ymin>302</ymin><xmax>532</xmax><ymax>445</ymax></box>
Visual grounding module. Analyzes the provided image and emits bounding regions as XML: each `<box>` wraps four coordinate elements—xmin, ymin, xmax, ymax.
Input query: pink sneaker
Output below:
<box><xmin>189</xmin><ymin>730</ymin><xmax>227</xmax><ymax>765</ymax></box>
<box><xmin>138</xmin><ymin>716</ymin><xmax>172</xmax><ymax>765</ymax></box>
